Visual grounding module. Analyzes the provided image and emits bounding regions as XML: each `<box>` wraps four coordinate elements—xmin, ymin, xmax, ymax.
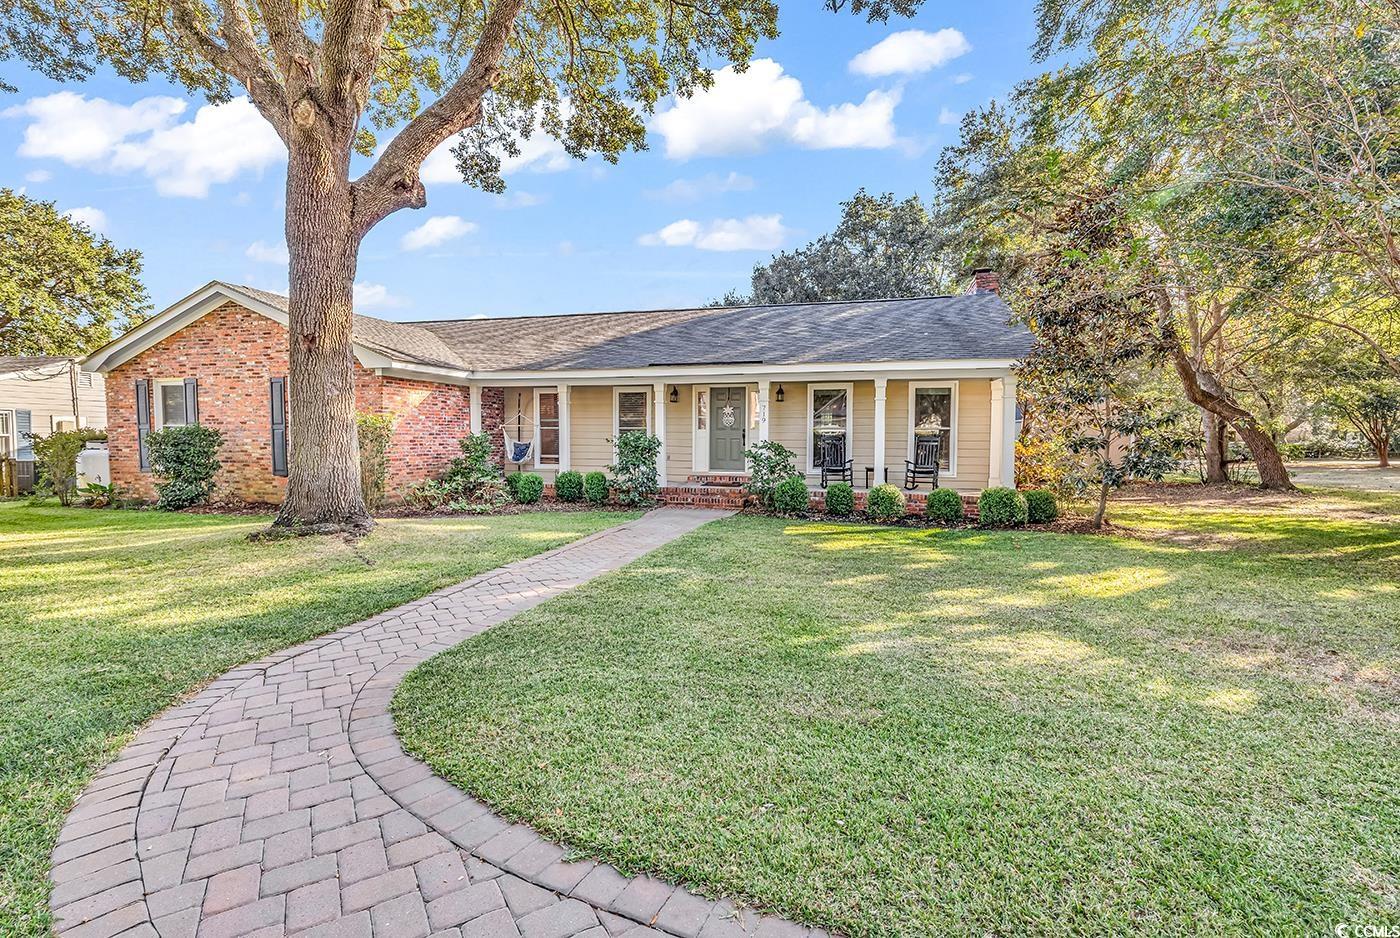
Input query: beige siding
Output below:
<box><xmin>882</xmin><ymin>378</ymin><xmax>991</xmax><ymax>493</ymax></box>
<box><xmin>567</xmin><ymin>385</ymin><xmax>614</xmax><ymax>476</ymax></box>
<box><xmin>0</xmin><ymin>366</ymin><xmax>107</xmax><ymax>452</ymax></box>
<box><xmin>664</xmin><ymin>385</ymin><xmax>692</xmax><ymax>484</ymax></box>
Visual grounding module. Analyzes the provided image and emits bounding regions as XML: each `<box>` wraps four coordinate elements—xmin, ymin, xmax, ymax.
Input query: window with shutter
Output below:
<box><xmin>135</xmin><ymin>380</ymin><xmax>151</xmax><ymax>470</ymax></box>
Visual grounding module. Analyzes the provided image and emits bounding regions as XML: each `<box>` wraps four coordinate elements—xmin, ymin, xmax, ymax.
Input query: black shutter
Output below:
<box><xmin>183</xmin><ymin>377</ymin><xmax>199</xmax><ymax>424</ymax></box>
<box><xmin>134</xmin><ymin>380</ymin><xmax>151</xmax><ymax>471</ymax></box>
<box><xmin>270</xmin><ymin>377</ymin><xmax>288</xmax><ymax>477</ymax></box>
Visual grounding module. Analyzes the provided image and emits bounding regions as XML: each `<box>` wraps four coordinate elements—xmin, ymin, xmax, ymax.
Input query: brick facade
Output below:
<box><xmin>107</xmin><ymin>301</ymin><xmax>470</xmax><ymax>504</ymax></box>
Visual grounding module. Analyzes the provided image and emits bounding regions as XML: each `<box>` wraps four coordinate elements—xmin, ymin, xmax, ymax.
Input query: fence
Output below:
<box><xmin>0</xmin><ymin>458</ymin><xmax>36</xmax><ymax>496</ymax></box>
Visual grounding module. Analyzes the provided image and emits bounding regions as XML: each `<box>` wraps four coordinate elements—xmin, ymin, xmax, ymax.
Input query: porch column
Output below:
<box><xmin>557</xmin><ymin>383</ymin><xmax>571</xmax><ymax>471</ymax></box>
<box><xmin>469</xmin><ymin>383</ymin><xmax>482</xmax><ymax>434</ymax></box>
<box><xmin>653</xmin><ymin>381</ymin><xmax>667</xmax><ymax>484</ymax></box>
<box><xmin>757</xmin><ymin>379</ymin><xmax>771</xmax><ymax>445</ymax></box>
<box><xmin>873</xmin><ymin>377</ymin><xmax>887</xmax><ymax>486</ymax></box>
<box><xmin>989</xmin><ymin>376</ymin><xmax>1018</xmax><ymax>488</ymax></box>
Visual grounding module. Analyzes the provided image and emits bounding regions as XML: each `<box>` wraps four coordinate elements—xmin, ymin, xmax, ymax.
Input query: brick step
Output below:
<box><xmin>685</xmin><ymin>472</ymin><xmax>750</xmax><ymax>486</ymax></box>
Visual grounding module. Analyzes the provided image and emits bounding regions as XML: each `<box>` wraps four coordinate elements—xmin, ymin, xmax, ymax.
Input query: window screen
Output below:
<box><xmin>913</xmin><ymin>387</ymin><xmax>953</xmax><ymax>470</ymax></box>
<box><xmin>618</xmin><ymin>391</ymin><xmax>648</xmax><ymax>434</ymax></box>
<box><xmin>538</xmin><ymin>392</ymin><xmax>559</xmax><ymax>463</ymax></box>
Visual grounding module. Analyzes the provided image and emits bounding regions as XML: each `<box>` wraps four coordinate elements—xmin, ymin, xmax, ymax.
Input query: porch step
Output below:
<box><xmin>685</xmin><ymin>472</ymin><xmax>749</xmax><ymax>487</ymax></box>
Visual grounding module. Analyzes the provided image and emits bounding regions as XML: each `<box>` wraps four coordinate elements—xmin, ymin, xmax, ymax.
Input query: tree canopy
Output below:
<box><xmin>0</xmin><ymin>189</ymin><xmax>149</xmax><ymax>357</ymax></box>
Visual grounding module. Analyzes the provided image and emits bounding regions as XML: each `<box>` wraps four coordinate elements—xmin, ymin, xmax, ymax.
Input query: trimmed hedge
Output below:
<box><xmin>555</xmin><ymin>470</ymin><xmax>584</xmax><ymax>502</ymax></box>
<box><xmin>584</xmin><ymin>471</ymin><xmax>609</xmax><ymax>504</ymax></box>
<box><xmin>979</xmin><ymin>487</ymin><xmax>1028</xmax><ymax>527</ymax></box>
<box><xmin>1024</xmin><ymin>488</ymin><xmax>1059</xmax><ymax>524</ymax></box>
<box><xmin>824</xmin><ymin>482</ymin><xmax>855</xmax><ymax>516</ymax></box>
<box><xmin>512</xmin><ymin>472</ymin><xmax>544</xmax><ymax>504</ymax></box>
<box><xmin>866</xmin><ymin>483</ymin><xmax>906</xmax><ymax>522</ymax></box>
<box><xmin>772</xmin><ymin>476</ymin><xmax>810</xmax><ymax>515</ymax></box>
<box><xmin>926</xmin><ymin>487</ymin><xmax>964</xmax><ymax>524</ymax></box>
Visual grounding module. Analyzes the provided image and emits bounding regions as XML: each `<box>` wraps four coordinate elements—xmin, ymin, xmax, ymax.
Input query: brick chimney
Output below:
<box><xmin>967</xmin><ymin>268</ymin><xmax>1001</xmax><ymax>295</ymax></box>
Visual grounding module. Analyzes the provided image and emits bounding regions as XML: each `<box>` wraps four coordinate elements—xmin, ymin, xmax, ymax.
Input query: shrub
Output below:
<box><xmin>555</xmin><ymin>470</ymin><xmax>584</xmax><ymax>502</ymax></box>
<box><xmin>743</xmin><ymin>440</ymin><xmax>801</xmax><ymax>509</ymax></box>
<box><xmin>401</xmin><ymin>478</ymin><xmax>451</xmax><ymax>511</ymax></box>
<box><xmin>926</xmin><ymin>487</ymin><xmax>964</xmax><ymax>524</ymax></box>
<box><xmin>77</xmin><ymin>481</ymin><xmax>120</xmax><ymax>508</ymax></box>
<box><xmin>356</xmin><ymin>413</ymin><xmax>395</xmax><ymax>510</ymax></box>
<box><xmin>584</xmin><ymin>471</ymin><xmax>609</xmax><ymax>504</ymax></box>
<box><xmin>1024</xmin><ymin>488</ymin><xmax>1059</xmax><ymax>524</ymax></box>
<box><xmin>824</xmin><ymin>481</ymin><xmax>855</xmax><ymax>516</ymax></box>
<box><xmin>512</xmin><ymin>472</ymin><xmax>544</xmax><ymax>504</ymax></box>
<box><xmin>979</xmin><ymin>486</ymin><xmax>1028</xmax><ymax>527</ymax></box>
<box><xmin>608</xmin><ymin>431</ymin><xmax>662</xmax><ymax>506</ymax></box>
<box><xmin>29</xmin><ymin>428</ymin><xmax>106</xmax><ymax>505</ymax></box>
<box><xmin>433</xmin><ymin>432</ymin><xmax>507</xmax><ymax>510</ymax></box>
<box><xmin>147</xmin><ymin>424</ymin><xmax>223</xmax><ymax>510</ymax></box>
<box><xmin>503</xmin><ymin>472</ymin><xmax>524</xmax><ymax>500</ymax></box>
<box><xmin>772</xmin><ymin>475</ymin><xmax>811</xmax><ymax>514</ymax></box>
<box><xmin>866</xmin><ymin>483</ymin><xmax>906</xmax><ymax>522</ymax></box>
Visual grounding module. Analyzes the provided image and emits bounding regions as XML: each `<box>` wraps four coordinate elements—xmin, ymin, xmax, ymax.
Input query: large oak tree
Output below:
<box><xmin>5</xmin><ymin>0</ymin><xmax>921</xmax><ymax>530</ymax></box>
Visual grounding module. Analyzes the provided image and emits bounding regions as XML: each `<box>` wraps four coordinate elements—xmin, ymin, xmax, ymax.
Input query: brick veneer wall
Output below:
<box><xmin>107</xmin><ymin>301</ymin><xmax>470</xmax><ymax>504</ymax></box>
<box><xmin>480</xmin><ymin>387</ymin><xmax>505</xmax><ymax>468</ymax></box>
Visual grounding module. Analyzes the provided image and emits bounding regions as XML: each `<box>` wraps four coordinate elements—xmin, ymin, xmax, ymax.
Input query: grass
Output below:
<box><xmin>395</xmin><ymin>489</ymin><xmax>1400</xmax><ymax>936</ymax></box>
<box><xmin>0</xmin><ymin>501</ymin><xmax>636</xmax><ymax>938</ymax></box>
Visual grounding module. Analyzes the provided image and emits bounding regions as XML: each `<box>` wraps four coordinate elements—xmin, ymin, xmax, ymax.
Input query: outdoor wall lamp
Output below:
<box><xmin>668</xmin><ymin>385</ymin><xmax>679</xmax><ymax>403</ymax></box>
<box><xmin>776</xmin><ymin>384</ymin><xmax>785</xmax><ymax>402</ymax></box>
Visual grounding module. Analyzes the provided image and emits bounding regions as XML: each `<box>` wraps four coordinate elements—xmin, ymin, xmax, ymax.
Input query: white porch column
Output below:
<box><xmin>469</xmin><ymin>383</ymin><xmax>482</xmax><ymax>434</ymax></box>
<box><xmin>757</xmin><ymin>379</ymin><xmax>771</xmax><ymax>445</ymax></box>
<box><xmin>873</xmin><ymin>377</ymin><xmax>887</xmax><ymax>487</ymax></box>
<box><xmin>989</xmin><ymin>376</ymin><xmax>1018</xmax><ymax>488</ymax></box>
<box><xmin>557</xmin><ymin>383</ymin><xmax>571</xmax><ymax>472</ymax></box>
<box><xmin>653</xmin><ymin>381</ymin><xmax>667</xmax><ymax>484</ymax></box>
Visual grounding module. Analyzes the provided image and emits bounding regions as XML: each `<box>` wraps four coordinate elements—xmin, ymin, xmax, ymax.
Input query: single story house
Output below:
<box><xmin>0</xmin><ymin>356</ymin><xmax>107</xmax><ymax>494</ymax></box>
<box><xmin>81</xmin><ymin>273</ymin><xmax>1030</xmax><ymax>507</ymax></box>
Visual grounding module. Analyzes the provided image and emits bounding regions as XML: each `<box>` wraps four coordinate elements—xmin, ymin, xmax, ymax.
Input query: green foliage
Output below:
<box><xmin>979</xmin><ymin>487</ymin><xmax>1028</xmax><ymax>528</ymax></box>
<box><xmin>743</xmin><ymin>440</ymin><xmax>801</xmax><ymax>509</ymax></box>
<box><xmin>356</xmin><ymin>413</ymin><xmax>395</xmax><ymax>510</ymax></box>
<box><xmin>76</xmin><ymin>481</ymin><xmax>120</xmax><ymax>508</ymax></box>
<box><xmin>608</xmin><ymin>431</ymin><xmax>662</xmax><ymax>507</ymax></box>
<box><xmin>771</xmin><ymin>476</ymin><xmax>810</xmax><ymax>515</ymax></box>
<box><xmin>584</xmin><ymin>471</ymin><xmax>609</xmax><ymax>505</ymax></box>
<box><xmin>405</xmin><ymin>432</ymin><xmax>508</xmax><ymax>512</ymax></box>
<box><xmin>1023</xmin><ymin>489</ymin><xmax>1059</xmax><ymax>524</ymax></box>
<box><xmin>28</xmin><ymin>428</ymin><xmax>105</xmax><ymax>506</ymax></box>
<box><xmin>824</xmin><ymin>481</ymin><xmax>855</xmax><ymax>516</ymax></box>
<box><xmin>865</xmin><ymin>483</ymin><xmax>906</xmax><ymax>522</ymax></box>
<box><xmin>925</xmin><ymin>487</ymin><xmax>964</xmax><ymax>524</ymax></box>
<box><xmin>503</xmin><ymin>472</ymin><xmax>525</xmax><ymax>500</ymax></box>
<box><xmin>146</xmin><ymin>424</ymin><xmax>223</xmax><ymax>510</ymax></box>
<box><xmin>0</xmin><ymin>189</ymin><xmax>148</xmax><ymax>355</ymax></box>
<box><xmin>555</xmin><ymin>470</ymin><xmax>585</xmax><ymax>502</ymax></box>
<box><xmin>512</xmin><ymin>472</ymin><xmax>544</xmax><ymax>505</ymax></box>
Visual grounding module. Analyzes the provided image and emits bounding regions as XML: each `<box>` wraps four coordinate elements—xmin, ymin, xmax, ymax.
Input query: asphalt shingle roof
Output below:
<box><xmin>225</xmin><ymin>284</ymin><xmax>1029</xmax><ymax>373</ymax></box>
<box><xmin>0</xmin><ymin>355</ymin><xmax>73</xmax><ymax>376</ymax></box>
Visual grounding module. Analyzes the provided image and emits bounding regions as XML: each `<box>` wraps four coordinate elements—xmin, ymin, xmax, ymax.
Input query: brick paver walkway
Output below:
<box><xmin>50</xmin><ymin>509</ymin><xmax>826</xmax><ymax>938</ymax></box>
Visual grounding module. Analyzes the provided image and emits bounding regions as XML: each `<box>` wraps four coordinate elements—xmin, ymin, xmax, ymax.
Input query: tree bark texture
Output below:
<box><xmin>1202</xmin><ymin>410</ymin><xmax>1229</xmax><ymax>483</ymax></box>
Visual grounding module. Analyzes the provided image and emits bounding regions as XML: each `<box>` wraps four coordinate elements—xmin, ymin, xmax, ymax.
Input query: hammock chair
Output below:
<box><xmin>501</xmin><ymin>391</ymin><xmax>535</xmax><ymax>466</ymax></box>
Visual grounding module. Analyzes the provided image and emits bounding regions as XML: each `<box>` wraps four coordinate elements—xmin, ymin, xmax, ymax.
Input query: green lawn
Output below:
<box><xmin>0</xmin><ymin>501</ymin><xmax>635</xmax><ymax>938</ymax></box>
<box><xmin>395</xmin><ymin>489</ymin><xmax>1400</xmax><ymax>936</ymax></box>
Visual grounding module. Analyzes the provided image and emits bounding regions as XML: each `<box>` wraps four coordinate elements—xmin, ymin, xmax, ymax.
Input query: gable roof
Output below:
<box><xmin>0</xmin><ymin>355</ymin><xmax>73</xmax><ymax>377</ymax></box>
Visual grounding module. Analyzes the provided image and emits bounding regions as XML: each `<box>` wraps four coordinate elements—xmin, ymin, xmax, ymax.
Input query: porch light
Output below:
<box><xmin>668</xmin><ymin>385</ymin><xmax>679</xmax><ymax>403</ymax></box>
<box><xmin>776</xmin><ymin>384</ymin><xmax>785</xmax><ymax>402</ymax></box>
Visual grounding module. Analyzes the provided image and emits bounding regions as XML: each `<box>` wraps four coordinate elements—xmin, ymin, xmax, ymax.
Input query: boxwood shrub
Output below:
<box><xmin>1024</xmin><ymin>488</ymin><xmax>1059</xmax><ymax>524</ymax></box>
<box><xmin>512</xmin><ymin>472</ymin><xmax>544</xmax><ymax>504</ymax></box>
<box><xmin>824</xmin><ymin>481</ymin><xmax>855</xmax><ymax>516</ymax></box>
<box><xmin>583</xmin><ymin>471</ymin><xmax>609</xmax><ymax>504</ymax></box>
<box><xmin>866</xmin><ymin>483</ymin><xmax>906</xmax><ymax>522</ymax></box>
<box><xmin>554</xmin><ymin>470</ymin><xmax>584</xmax><ymax>502</ymax></box>
<box><xmin>772</xmin><ymin>475</ymin><xmax>811</xmax><ymax>515</ymax></box>
<box><xmin>926</xmin><ymin>487</ymin><xmax>964</xmax><ymax>524</ymax></box>
<box><xmin>979</xmin><ymin>486</ymin><xmax>1029</xmax><ymax>527</ymax></box>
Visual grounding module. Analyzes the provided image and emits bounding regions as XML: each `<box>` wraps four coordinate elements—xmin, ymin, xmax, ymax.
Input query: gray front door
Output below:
<box><xmin>709</xmin><ymin>387</ymin><xmax>747</xmax><ymax>471</ymax></box>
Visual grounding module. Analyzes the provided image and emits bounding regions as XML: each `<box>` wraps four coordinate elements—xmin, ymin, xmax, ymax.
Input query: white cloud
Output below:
<box><xmin>848</xmin><ymin>29</ymin><xmax>971</xmax><ymax>77</ymax></box>
<box><xmin>939</xmin><ymin>107</ymin><xmax>960</xmax><ymax>125</ymax></box>
<box><xmin>652</xmin><ymin>59</ymin><xmax>900</xmax><ymax>159</ymax></box>
<box><xmin>953</xmin><ymin>72</ymin><xmax>974</xmax><ymax>84</ymax></box>
<box><xmin>246</xmin><ymin>240</ymin><xmax>289</xmax><ymax>264</ymax></box>
<box><xmin>64</xmin><ymin>206</ymin><xmax>107</xmax><ymax>232</ymax></box>
<box><xmin>639</xmin><ymin>214</ymin><xmax>789</xmax><ymax>252</ymax></box>
<box><xmin>4</xmin><ymin>92</ymin><xmax>283</xmax><ymax>197</ymax></box>
<box><xmin>648</xmin><ymin>171</ymin><xmax>756</xmax><ymax>202</ymax></box>
<box><xmin>353</xmin><ymin>282</ymin><xmax>407</xmax><ymax>310</ymax></box>
<box><xmin>400</xmin><ymin>215</ymin><xmax>477</xmax><ymax>251</ymax></box>
<box><xmin>24</xmin><ymin>169</ymin><xmax>51</xmax><ymax>183</ymax></box>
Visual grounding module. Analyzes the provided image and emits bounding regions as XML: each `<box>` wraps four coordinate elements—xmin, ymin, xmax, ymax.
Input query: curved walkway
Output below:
<box><xmin>51</xmin><ymin>509</ymin><xmax>826</xmax><ymax>938</ymax></box>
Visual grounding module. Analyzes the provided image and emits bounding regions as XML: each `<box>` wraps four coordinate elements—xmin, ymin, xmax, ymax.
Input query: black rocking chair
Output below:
<box><xmin>904</xmin><ymin>437</ymin><xmax>942</xmax><ymax>489</ymax></box>
<box><xmin>816</xmin><ymin>436</ymin><xmax>853</xmax><ymax>488</ymax></box>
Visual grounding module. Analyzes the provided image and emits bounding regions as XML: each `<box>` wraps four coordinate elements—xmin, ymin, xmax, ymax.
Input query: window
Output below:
<box><xmin>909</xmin><ymin>383</ymin><xmax>956</xmax><ymax>473</ymax></box>
<box><xmin>615</xmin><ymin>388</ymin><xmax>650</xmax><ymax>436</ymax></box>
<box><xmin>695</xmin><ymin>389</ymin><xmax>708</xmax><ymax>430</ymax></box>
<box><xmin>536</xmin><ymin>390</ymin><xmax>560</xmax><ymax>465</ymax></box>
<box><xmin>0</xmin><ymin>412</ymin><xmax>11</xmax><ymax>457</ymax></box>
<box><xmin>808</xmin><ymin>384</ymin><xmax>852</xmax><ymax>471</ymax></box>
<box><xmin>155</xmin><ymin>379</ymin><xmax>190</xmax><ymax>428</ymax></box>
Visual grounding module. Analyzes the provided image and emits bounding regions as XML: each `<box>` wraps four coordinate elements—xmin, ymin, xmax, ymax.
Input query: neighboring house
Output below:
<box><xmin>81</xmin><ymin>273</ymin><xmax>1030</xmax><ymax>505</ymax></box>
<box><xmin>0</xmin><ymin>356</ymin><xmax>107</xmax><ymax>494</ymax></box>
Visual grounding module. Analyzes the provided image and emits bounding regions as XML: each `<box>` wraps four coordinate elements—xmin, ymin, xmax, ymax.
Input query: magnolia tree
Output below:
<box><xmin>6</xmin><ymin>0</ymin><xmax>921</xmax><ymax>531</ymax></box>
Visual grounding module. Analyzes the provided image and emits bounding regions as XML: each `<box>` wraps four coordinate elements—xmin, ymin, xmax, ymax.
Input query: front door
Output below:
<box><xmin>709</xmin><ymin>386</ymin><xmax>748</xmax><ymax>471</ymax></box>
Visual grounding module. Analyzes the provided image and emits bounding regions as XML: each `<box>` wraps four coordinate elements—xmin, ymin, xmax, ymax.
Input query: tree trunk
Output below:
<box><xmin>273</xmin><ymin>136</ymin><xmax>372</xmax><ymax>532</ymax></box>
<box><xmin>1375</xmin><ymin>423</ymin><xmax>1391</xmax><ymax>467</ymax></box>
<box><xmin>1202</xmin><ymin>410</ymin><xmax>1229</xmax><ymax>483</ymax></box>
<box><xmin>1231</xmin><ymin>419</ymin><xmax>1294</xmax><ymax>490</ymax></box>
<box><xmin>1093</xmin><ymin>479</ymin><xmax>1110</xmax><ymax>529</ymax></box>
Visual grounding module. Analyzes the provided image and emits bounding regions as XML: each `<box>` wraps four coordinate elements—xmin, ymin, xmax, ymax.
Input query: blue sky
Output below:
<box><xmin>1</xmin><ymin>0</ymin><xmax>1040</xmax><ymax>321</ymax></box>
